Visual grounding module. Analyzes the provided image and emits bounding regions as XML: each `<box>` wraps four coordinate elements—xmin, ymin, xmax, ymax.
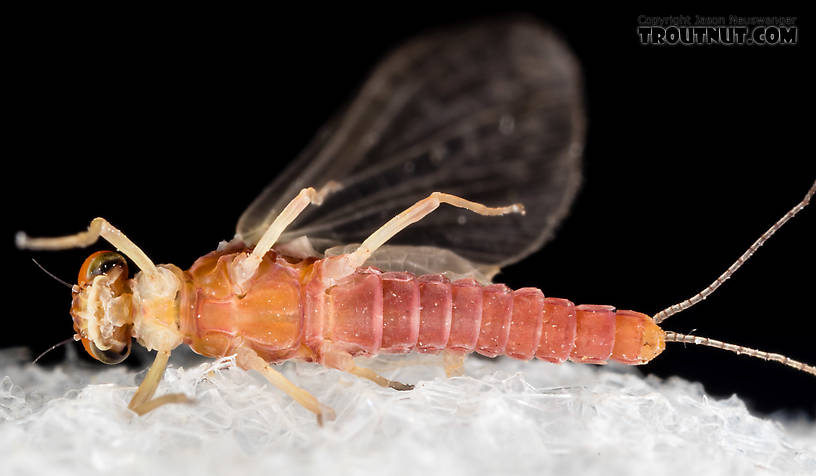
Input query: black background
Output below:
<box><xmin>4</xmin><ymin>6</ymin><xmax>814</xmax><ymax>417</ymax></box>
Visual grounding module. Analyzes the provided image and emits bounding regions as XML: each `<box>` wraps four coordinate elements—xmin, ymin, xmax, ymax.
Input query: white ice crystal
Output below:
<box><xmin>1</xmin><ymin>346</ymin><xmax>814</xmax><ymax>476</ymax></box>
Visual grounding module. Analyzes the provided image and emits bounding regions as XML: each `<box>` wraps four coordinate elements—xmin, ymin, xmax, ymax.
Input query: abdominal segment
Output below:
<box><xmin>314</xmin><ymin>266</ymin><xmax>662</xmax><ymax>365</ymax></box>
<box><xmin>181</xmin><ymin>250</ymin><xmax>662</xmax><ymax>367</ymax></box>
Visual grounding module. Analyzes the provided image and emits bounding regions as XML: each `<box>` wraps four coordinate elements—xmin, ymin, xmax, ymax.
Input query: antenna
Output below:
<box><xmin>654</xmin><ymin>179</ymin><xmax>816</xmax><ymax>324</ymax></box>
<box><xmin>33</xmin><ymin>336</ymin><xmax>77</xmax><ymax>364</ymax></box>
<box><xmin>31</xmin><ymin>258</ymin><xmax>73</xmax><ymax>289</ymax></box>
<box><xmin>664</xmin><ymin>331</ymin><xmax>816</xmax><ymax>376</ymax></box>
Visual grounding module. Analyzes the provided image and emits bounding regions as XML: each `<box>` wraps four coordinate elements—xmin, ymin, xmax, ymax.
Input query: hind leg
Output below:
<box><xmin>322</xmin><ymin>347</ymin><xmax>414</xmax><ymax>391</ymax></box>
<box><xmin>442</xmin><ymin>350</ymin><xmax>466</xmax><ymax>377</ymax></box>
<box><xmin>346</xmin><ymin>192</ymin><xmax>524</xmax><ymax>269</ymax></box>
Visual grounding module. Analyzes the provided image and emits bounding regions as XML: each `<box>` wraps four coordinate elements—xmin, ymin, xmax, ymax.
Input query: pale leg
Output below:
<box><xmin>348</xmin><ymin>365</ymin><xmax>415</xmax><ymax>391</ymax></box>
<box><xmin>442</xmin><ymin>350</ymin><xmax>466</xmax><ymax>377</ymax></box>
<box><xmin>347</xmin><ymin>192</ymin><xmax>524</xmax><ymax>269</ymax></box>
<box><xmin>322</xmin><ymin>347</ymin><xmax>414</xmax><ymax>391</ymax></box>
<box><xmin>16</xmin><ymin>217</ymin><xmax>159</xmax><ymax>277</ymax></box>
<box><xmin>232</xmin><ymin>182</ymin><xmax>341</xmax><ymax>286</ymax></box>
<box><xmin>129</xmin><ymin>349</ymin><xmax>192</xmax><ymax>416</ymax></box>
<box><xmin>235</xmin><ymin>345</ymin><xmax>336</xmax><ymax>425</ymax></box>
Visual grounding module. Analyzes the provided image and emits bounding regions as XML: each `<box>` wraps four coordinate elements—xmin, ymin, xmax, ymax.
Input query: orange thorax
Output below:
<box><xmin>180</xmin><ymin>247</ymin><xmax>315</xmax><ymax>362</ymax></box>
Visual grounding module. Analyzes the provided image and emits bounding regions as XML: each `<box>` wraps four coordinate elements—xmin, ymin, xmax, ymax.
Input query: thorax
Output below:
<box><xmin>179</xmin><ymin>245</ymin><xmax>317</xmax><ymax>361</ymax></box>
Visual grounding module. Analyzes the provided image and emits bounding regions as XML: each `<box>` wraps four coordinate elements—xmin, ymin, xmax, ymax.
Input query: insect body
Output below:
<box><xmin>18</xmin><ymin>178</ymin><xmax>815</xmax><ymax>422</ymax></box>
<box><xmin>16</xmin><ymin>18</ymin><xmax>816</xmax><ymax>423</ymax></box>
<box><xmin>184</xmin><ymin>246</ymin><xmax>664</xmax><ymax>370</ymax></box>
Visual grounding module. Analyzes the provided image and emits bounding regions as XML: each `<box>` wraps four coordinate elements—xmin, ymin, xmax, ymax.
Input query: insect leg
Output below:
<box><xmin>16</xmin><ymin>217</ymin><xmax>159</xmax><ymax>277</ymax></box>
<box><xmin>235</xmin><ymin>345</ymin><xmax>336</xmax><ymax>425</ymax></box>
<box><xmin>128</xmin><ymin>349</ymin><xmax>191</xmax><ymax>416</ymax></box>
<box><xmin>322</xmin><ymin>347</ymin><xmax>414</xmax><ymax>391</ymax></box>
<box><xmin>442</xmin><ymin>350</ymin><xmax>465</xmax><ymax>377</ymax></box>
<box><xmin>348</xmin><ymin>365</ymin><xmax>415</xmax><ymax>391</ymax></box>
<box><xmin>232</xmin><ymin>182</ymin><xmax>340</xmax><ymax>285</ymax></box>
<box><xmin>346</xmin><ymin>192</ymin><xmax>524</xmax><ymax>269</ymax></box>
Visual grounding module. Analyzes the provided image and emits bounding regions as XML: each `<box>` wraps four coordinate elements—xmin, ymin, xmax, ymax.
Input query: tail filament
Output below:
<box><xmin>654</xmin><ymin>179</ymin><xmax>816</xmax><ymax>324</ymax></box>
<box><xmin>664</xmin><ymin>331</ymin><xmax>816</xmax><ymax>376</ymax></box>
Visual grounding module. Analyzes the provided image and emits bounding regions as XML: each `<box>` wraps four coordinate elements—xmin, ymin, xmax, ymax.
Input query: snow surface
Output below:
<box><xmin>1</xmin><ymin>346</ymin><xmax>814</xmax><ymax>476</ymax></box>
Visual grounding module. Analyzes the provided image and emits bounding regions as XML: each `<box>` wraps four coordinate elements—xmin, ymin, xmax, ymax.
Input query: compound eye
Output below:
<box><xmin>80</xmin><ymin>335</ymin><xmax>132</xmax><ymax>364</ymax></box>
<box><xmin>90</xmin><ymin>340</ymin><xmax>132</xmax><ymax>364</ymax></box>
<box><xmin>78</xmin><ymin>251</ymin><xmax>128</xmax><ymax>285</ymax></box>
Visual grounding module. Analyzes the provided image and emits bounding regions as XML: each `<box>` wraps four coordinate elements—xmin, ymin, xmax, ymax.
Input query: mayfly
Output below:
<box><xmin>16</xmin><ymin>18</ymin><xmax>816</xmax><ymax>424</ymax></box>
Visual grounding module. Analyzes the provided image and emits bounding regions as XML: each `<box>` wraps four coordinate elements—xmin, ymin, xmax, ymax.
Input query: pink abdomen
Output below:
<box><xmin>317</xmin><ymin>267</ymin><xmax>650</xmax><ymax>365</ymax></box>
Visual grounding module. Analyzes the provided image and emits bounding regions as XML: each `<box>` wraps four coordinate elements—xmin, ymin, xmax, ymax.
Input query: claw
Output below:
<box><xmin>388</xmin><ymin>381</ymin><xmax>414</xmax><ymax>391</ymax></box>
<box><xmin>317</xmin><ymin>404</ymin><xmax>337</xmax><ymax>426</ymax></box>
<box><xmin>131</xmin><ymin>393</ymin><xmax>193</xmax><ymax>416</ymax></box>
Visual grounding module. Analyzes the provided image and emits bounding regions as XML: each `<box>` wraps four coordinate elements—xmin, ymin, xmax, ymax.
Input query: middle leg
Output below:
<box><xmin>232</xmin><ymin>182</ymin><xmax>340</xmax><ymax>288</ymax></box>
<box><xmin>235</xmin><ymin>345</ymin><xmax>336</xmax><ymax>425</ymax></box>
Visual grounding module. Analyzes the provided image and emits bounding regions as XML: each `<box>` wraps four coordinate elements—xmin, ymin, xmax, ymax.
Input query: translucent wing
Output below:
<box><xmin>325</xmin><ymin>244</ymin><xmax>500</xmax><ymax>284</ymax></box>
<box><xmin>237</xmin><ymin>16</ymin><xmax>584</xmax><ymax>268</ymax></box>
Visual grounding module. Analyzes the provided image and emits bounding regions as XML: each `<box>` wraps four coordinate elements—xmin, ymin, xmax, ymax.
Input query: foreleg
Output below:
<box><xmin>128</xmin><ymin>349</ymin><xmax>191</xmax><ymax>416</ymax></box>
<box><xmin>17</xmin><ymin>217</ymin><xmax>159</xmax><ymax>277</ymax></box>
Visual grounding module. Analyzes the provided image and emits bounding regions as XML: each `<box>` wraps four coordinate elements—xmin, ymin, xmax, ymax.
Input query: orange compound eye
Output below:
<box><xmin>78</xmin><ymin>250</ymin><xmax>128</xmax><ymax>286</ymax></box>
<box><xmin>78</xmin><ymin>334</ymin><xmax>95</xmax><ymax>360</ymax></box>
<box><xmin>78</xmin><ymin>333</ymin><xmax>132</xmax><ymax>364</ymax></box>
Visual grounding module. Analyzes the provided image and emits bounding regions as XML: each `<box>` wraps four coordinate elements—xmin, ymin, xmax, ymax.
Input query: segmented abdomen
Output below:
<box><xmin>315</xmin><ymin>267</ymin><xmax>656</xmax><ymax>365</ymax></box>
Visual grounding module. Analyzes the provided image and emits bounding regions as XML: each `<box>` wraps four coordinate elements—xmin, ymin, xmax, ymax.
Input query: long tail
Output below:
<box><xmin>654</xmin><ymin>179</ymin><xmax>816</xmax><ymax>324</ymax></box>
<box><xmin>664</xmin><ymin>331</ymin><xmax>816</xmax><ymax>376</ymax></box>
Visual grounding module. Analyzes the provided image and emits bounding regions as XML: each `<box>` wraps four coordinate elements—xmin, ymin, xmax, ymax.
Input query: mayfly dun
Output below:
<box><xmin>15</xmin><ymin>18</ymin><xmax>816</xmax><ymax>424</ymax></box>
